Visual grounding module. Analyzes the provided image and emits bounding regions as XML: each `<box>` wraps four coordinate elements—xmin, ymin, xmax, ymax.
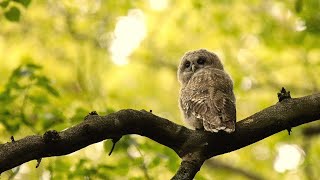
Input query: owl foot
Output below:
<box><xmin>277</xmin><ymin>87</ymin><xmax>291</xmax><ymax>102</ymax></box>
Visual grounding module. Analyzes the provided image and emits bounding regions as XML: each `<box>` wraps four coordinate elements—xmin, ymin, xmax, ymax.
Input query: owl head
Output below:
<box><xmin>177</xmin><ymin>49</ymin><xmax>224</xmax><ymax>85</ymax></box>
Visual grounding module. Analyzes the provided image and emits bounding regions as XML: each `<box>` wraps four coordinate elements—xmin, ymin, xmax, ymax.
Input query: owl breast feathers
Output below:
<box><xmin>178</xmin><ymin>49</ymin><xmax>236</xmax><ymax>133</ymax></box>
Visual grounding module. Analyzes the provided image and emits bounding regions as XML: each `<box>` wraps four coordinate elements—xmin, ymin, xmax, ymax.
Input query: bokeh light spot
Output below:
<box><xmin>109</xmin><ymin>9</ymin><xmax>146</xmax><ymax>66</ymax></box>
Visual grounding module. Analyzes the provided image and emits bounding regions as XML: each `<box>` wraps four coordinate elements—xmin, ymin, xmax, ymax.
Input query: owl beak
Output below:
<box><xmin>191</xmin><ymin>64</ymin><xmax>196</xmax><ymax>72</ymax></box>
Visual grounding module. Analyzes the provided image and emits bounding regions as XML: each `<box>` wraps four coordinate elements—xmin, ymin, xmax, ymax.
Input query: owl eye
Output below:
<box><xmin>197</xmin><ymin>56</ymin><xmax>206</xmax><ymax>65</ymax></box>
<box><xmin>184</xmin><ymin>61</ymin><xmax>191</xmax><ymax>68</ymax></box>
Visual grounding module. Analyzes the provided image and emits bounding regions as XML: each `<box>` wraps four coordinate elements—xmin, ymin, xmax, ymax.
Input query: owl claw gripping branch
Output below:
<box><xmin>178</xmin><ymin>49</ymin><xmax>236</xmax><ymax>133</ymax></box>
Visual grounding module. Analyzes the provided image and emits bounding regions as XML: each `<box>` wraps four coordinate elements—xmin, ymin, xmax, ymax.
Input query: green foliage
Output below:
<box><xmin>4</xmin><ymin>6</ymin><xmax>20</xmax><ymax>21</ymax></box>
<box><xmin>0</xmin><ymin>0</ymin><xmax>9</xmax><ymax>8</ymax></box>
<box><xmin>0</xmin><ymin>0</ymin><xmax>31</xmax><ymax>22</ymax></box>
<box><xmin>0</xmin><ymin>63</ymin><xmax>61</xmax><ymax>133</ymax></box>
<box><xmin>0</xmin><ymin>0</ymin><xmax>320</xmax><ymax>179</ymax></box>
<box><xmin>13</xmin><ymin>0</ymin><xmax>31</xmax><ymax>8</ymax></box>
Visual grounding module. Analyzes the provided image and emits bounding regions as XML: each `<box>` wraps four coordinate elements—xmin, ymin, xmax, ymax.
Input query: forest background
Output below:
<box><xmin>0</xmin><ymin>0</ymin><xmax>319</xmax><ymax>179</ymax></box>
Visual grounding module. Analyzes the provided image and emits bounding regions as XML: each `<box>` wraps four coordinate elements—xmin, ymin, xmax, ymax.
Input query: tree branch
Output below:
<box><xmin>0</xmin><ymin>93</ymin><xmax>320</xmax><ymax>179</ymax></box>
<box><xmin>205</xmin><ymin>159</ymin><xmax>264</xmax><ymax>180</ymax></box>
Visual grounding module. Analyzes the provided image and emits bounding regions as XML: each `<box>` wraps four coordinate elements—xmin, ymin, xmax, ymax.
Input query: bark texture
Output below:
<box><xmin>0</xmin><ymin>93</ymin><xmax>320</xmax><ymax>179</ymax></box>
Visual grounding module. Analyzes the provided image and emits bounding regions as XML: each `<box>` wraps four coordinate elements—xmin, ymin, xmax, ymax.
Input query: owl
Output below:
<box><xmin>178</xmin><ymin>49</ymin><xmax>236</xmax><ymax>133</ymax></box>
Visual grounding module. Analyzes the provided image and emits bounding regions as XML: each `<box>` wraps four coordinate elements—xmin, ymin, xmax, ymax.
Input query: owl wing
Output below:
<box><xmin>181</xmin><ymin>69</ymin><xmax>236</xmax><ymax>133</ymax></box>
<box><xmin>204</xmin><ymin>89</ymin><xmax>236</xmax><ymax>133</ymax></box>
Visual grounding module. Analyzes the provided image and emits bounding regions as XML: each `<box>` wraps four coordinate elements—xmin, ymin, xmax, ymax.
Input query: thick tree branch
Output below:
<box><xmin>172</xmin><ymin>151</ymin><xmax>206</xmax><ymax>180</ymax></box>
<box><xmin>0</xmin><ymin>93</ymin><xmax>320</xmax><ymax>179</ymax></box>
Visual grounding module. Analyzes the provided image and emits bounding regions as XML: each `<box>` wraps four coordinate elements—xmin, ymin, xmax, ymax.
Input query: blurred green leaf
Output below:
<box><xmin>306</xmin><ymin>16</ymin><xmax>320</xmax><ymax>34</ymax></box>
<box><xmin>1</xmin><ymin>117</ymin><xmax>20</xmax><ymax>133</ymax></box>
<box><xmin>0</xmin><ymin>90</ymin><xmax>13</xmax><ymax>103</ymax></box>
<box><xmin>6</xmin><ymin>81</ymin><xmax>22</xmax><ymax>90</ymax></box>
<box><xmin>1</xmin><ymin>0</ymin><xmax>320</xmax><ymax>179</ymax></box>
<box><xmin>36</xmin><ymin>76</ymin><xmax>59</xmax><ymax>97</ymax></box>
<box><xmin>295</xmin><ymin>0</ymin><xmax>303</xmax><ymax>13</ymax></box>
<box><xmin>44</xmin><ymin>84</ymin><xmax>59</xmax><ymax>96</ymax></box>
<box><xmin>0</xmin><ymin>0</ymin><xmax>9</xmax><ymax>8</ymax></box>
<box><xmin>116</xmin><ymin>158</ymin><xmax>130</xmax><ymax>176</ymax></box>
<box><xmin>4</xmin><ymin>6</ymin><xmax>20</xmax><ymax>22</ymax></box>
<box><xmin>148</xmin><ymin>156</ymin><xmax>161</xmax><ymax>168</ymax></box>
<box><xmin>41</xmin><ymin>110</ymin><xmax>64</xmax><ymax>130</ymax></box>
<box><xmin>25</xmin><ymin>63</ymin><xmax>42</xmax><ymax>70</ymax></box>
<box><xmin>105</xmin><ymin>107</ymin><xmax>116</xmax><ymax>114</ymax></box>
<box><xmin>28</xmin><ymin>94</ymin><xmax>49</xmax><ymax>104</ymax></box>
<box><xmin>13</xmin><ymin>0</ymin><xmax>31</xmax><ymax>8</ymax></box>
<box><xmin>70</xmin><ymin>107</ymin><xmax>89</xmax><ymax>123</ymax></box>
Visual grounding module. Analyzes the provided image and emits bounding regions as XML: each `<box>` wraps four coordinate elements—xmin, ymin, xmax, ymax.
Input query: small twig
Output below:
<box><xmin>132</xmin><ymin>141</ymin><xmax>151</xmax><ymax>180</ymax></box>
<box><xmin>89</xmin><ymin>111</ymin><xmax>98</xmax><ymax>115</ymax></box>
<box><xmin>85</xmin><ymin>111</ymin><xmax>99</xmax><ymax>120</ymax></box>
<box><xmin>277</xmin><ymin>87</ymin><xmax>291</xmax><ymax>102</ymax></box>
<box><xmin>0</xmin><ymin>93</ymin><xmax>319</xmax><ymax>178</ymax></box>
<box><xmin>277</xmin><ymin>87</ymin><xmax>292</xmax><ymax>135</ymax></box>
<box><xmin>108</xmin><ymin>136</ymin><xmax>121</xmax><ymax>156</ymax></box>
<box><xmin>10</xmin><ymin>136</ymin><xmax>15</xmax><ymax>143</ymax></box>
<box><xmin>205</xmin><ymin>159</ymin><xmax>264</xmax><ymax>180</ymax></box>
<box><xmin>287</xmin><ymin>127</ymin><xmax>292</xmax><ymax>135</ymax></box>
<box><xmin>36</xmin><ymin>158</ymin><xmax>42</xmax><ymax>168</ymax></box>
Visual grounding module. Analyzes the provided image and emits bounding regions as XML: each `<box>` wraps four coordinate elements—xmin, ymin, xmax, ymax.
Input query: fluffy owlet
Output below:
<box><xmin>178</xmin><ymin>49</ymin><xmax>236</xmax><ymax>133</ymax></box>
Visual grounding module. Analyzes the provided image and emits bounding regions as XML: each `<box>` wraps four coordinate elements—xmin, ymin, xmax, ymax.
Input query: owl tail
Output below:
<box><xmin>203</xmin><ymin>116</ymin><xmax>223</xmax><ymax>133</ymax></box>
<box><xmin>224</xmin><ymin>121</ymin><xmax>236</xmax><ymax>133</ymax></box>
<box><xmin>203</xmin><ymin>116</ymin><xmax>235</xmax><ymax>133</ymax></box>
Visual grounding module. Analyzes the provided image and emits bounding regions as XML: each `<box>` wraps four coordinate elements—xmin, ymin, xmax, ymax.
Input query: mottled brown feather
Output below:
<box><xmin>180</xmin><ymin>67</ymin><xmax>236</xmax><ymax>133</ymax></box>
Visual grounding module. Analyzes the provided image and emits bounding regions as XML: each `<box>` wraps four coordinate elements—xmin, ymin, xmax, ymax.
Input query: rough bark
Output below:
<box><xmin>0</xmin><ymin>93</ymin><xmax>320</xmax><ymax>179</ymax></box>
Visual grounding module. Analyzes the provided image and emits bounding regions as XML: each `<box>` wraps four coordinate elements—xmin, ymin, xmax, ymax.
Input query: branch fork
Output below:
<box><xmin>0</xmin><ymin>92</ymin><xmax>320</xmax><ymax>179</ymax></box>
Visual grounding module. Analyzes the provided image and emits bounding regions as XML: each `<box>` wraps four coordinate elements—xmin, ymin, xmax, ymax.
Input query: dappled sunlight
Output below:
<box><xmin>252</xmin><ymin>144</ymin><xmax>270</xmax><ymax>161</ymax></box>
<box><xmin>149</xmin><ymin>0</ymin><xmax>169</xmax><ymax>11</ymax></box>
<box><xmin>241</xmin><ymin>76</ymin><xmax>253</xmax><ymax>91</ymax></box>
<box><xmin>14</xmin><ymin>164</ymin><xmax>30</xmax><ymax>179</ymax></box>
<box><xmin>273</xmin><ymin>144</ymin><xmax>305</xmax><ymax>173</ymax></box>
<box><xmin>41</xmin><ymin>170</ymin><xmax>51</xmax><ymax>180</ymax></box>
<box><xmin>295</xmin><ymin>19</ymin><xmax>307</xmax><ymax>32</ymax></box>
<box><xmin>0</xmin><ymin>0</ymin><xmax>320</xmax><ymax>179</ymax></box>
<box><xmin>109</xmin><ymin>9</ymin><xmax>146</xmax><ymax>66</ymax></box>
<box><xmin>41</xmin><ymin>171</ymin><xmax>52</xmax><ymax>180</ymax></box>
<box><xmin>84</xmin><ymin>142</ymin><xmax>104</xmax><ymax>161</ymax></box>
<box><xmin>127</xmin><ymin>145</ymin><xmax>142</xmax><ymax>159</ymax></box>
<box><xmin>62</xmin><ymin>0</ymin><xmax>101</xmax><ymax>14</ymax></box>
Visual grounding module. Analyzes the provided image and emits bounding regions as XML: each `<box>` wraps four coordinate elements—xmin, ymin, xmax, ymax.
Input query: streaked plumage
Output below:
<box><xmin>178</xmin><ymin>49</ymin><xmax>236</xmax><ymax>133</ymax></box>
